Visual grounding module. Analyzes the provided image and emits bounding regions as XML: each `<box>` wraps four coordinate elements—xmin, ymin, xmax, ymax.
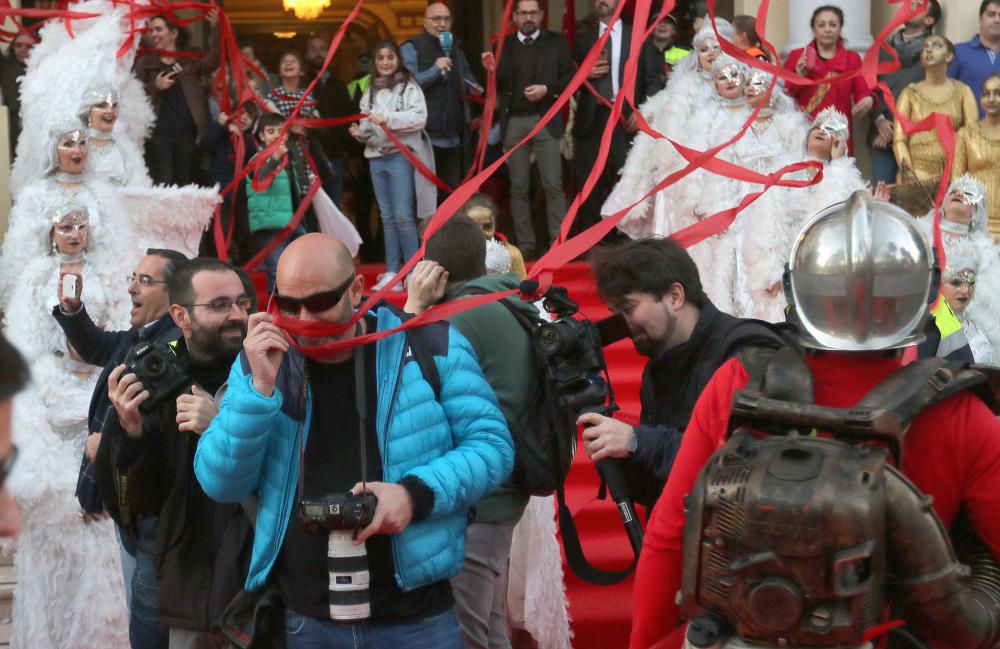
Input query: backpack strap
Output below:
<box><xmin>382</xmin><ymin>304</ymin><xmax>442</xmax><ymax>401</ymax></box>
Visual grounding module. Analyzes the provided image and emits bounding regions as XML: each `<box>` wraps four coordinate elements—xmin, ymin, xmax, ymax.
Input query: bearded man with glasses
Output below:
<box><xmin>194</xmin><ymin>233</ymin><xmax>513</xmax><ymax>649</ymax></box>
<box><xmin>102</xmin><ymin>257</ymin><xmax>254</xmax><ymax>649</ymax></box>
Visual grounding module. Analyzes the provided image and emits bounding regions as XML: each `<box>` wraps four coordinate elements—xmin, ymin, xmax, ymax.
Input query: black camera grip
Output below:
<box><xmin>595</xmin><ymin>456</ymin><xmax>644</xmax><ymax>555</ymax></box>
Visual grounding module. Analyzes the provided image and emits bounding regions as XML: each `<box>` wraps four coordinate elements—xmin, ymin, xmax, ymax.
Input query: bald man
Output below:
<box><xmin>401</xmin><ymin>3</ymin><xmax>483</xmax><ymax>196</ymax></box>
<box><xmin>195</xmin><ymin>234</ymin><xmax>513</xmax><ymax>649</ymax></box>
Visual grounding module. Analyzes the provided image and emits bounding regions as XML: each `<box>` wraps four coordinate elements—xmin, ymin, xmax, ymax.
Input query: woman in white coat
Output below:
<box><xmin>350</xmin><ymin>39</ymin><xmax>433</xmax><ymax>292</ymax></box>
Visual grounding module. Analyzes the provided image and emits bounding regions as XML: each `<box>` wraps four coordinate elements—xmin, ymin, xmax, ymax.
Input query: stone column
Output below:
<box><xmin>784</xmin><ymin>0</ymin><xmax>873</xmax><ymax>56</ymax></box>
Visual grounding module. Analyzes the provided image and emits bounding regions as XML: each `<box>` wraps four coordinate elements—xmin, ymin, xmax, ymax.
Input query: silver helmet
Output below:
<box><xmin>784</xmin><ymin>191</ymin><xmax>937</xmax><ymax>351</ymax></box>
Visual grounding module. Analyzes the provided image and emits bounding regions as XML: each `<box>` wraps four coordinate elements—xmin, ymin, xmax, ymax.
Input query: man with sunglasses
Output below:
<box><xmin>52</xmin><ymin>247</ymin><xmax>186</xmax><ymax>649</ymax></box>
<box><xmin>103</xmin><ymin>257</ymin><xmax>254</xmax><ymax>649</ymax></box>
<box><xmin>195</xmin><ymin>233</ymin><xmax>513</xmax><ymax>649</ymax></box>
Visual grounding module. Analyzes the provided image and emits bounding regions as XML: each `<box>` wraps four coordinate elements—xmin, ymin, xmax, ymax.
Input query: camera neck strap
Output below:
<box><xmin>296</xmin><ymin>323</ymin><xmax>368</xmax><ymax>518</ymax></box>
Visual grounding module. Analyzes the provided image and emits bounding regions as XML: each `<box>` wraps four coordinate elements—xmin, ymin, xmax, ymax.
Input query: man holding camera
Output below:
<box><xmin>103</xmin><ymin>257</ymin><xmax>253</xmax><ymax>649</ymax></box>
<box><xmin>194</xmin><ymin>233</ymin><xmax>512</xmax><ymax>649</ymax></box>
<box><xmin>52</xmin><ymin>247</ymin><xmax>186</xmax><ymax>649</ymax></box>
<box><xmin>578</xmin><ymin>238</ymin><xmax>782</xmax><ymax>508</ymax></box>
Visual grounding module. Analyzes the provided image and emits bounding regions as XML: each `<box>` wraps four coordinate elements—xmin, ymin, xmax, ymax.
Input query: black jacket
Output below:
<box><xmin>495</xmin><ymin>29</ymin><xmax>574</xmax><ymax>139</ymax></box>
<box><xmin>98</xmin><ymin>338</ymin><xmax>251</xmax><ymax>631</ymax></box>
<box><xmin>52</xmin><ymin>306</ymin><xmax>179</xmax><ymax>513</ymax></box>
<box><xmin>627</xmin><ymin>302</ymin><xmax>783</xmax><ymax>507</ymax></box>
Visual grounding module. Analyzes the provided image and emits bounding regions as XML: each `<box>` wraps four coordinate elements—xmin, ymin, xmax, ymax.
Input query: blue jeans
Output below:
<box><xmin>871</xmin><ymin>147</ymin><xmax>898</xmax><ymax>185</ymax></box>
<box><xmin>117</xmin><ymin>524</ymin><xmax>136</xmax><ymax>614</ymax></box>
<box><xmin>131</xmin><ymin>517</ymin><xmax>169</xmax><ymax>649</ymax></box>
<box><xmin>284</xmin><ymin>608</ymin><xmax>465</xmax><ymax>649</ymax></box>
<box><xmin>369</xmin><ymin>152</ymin><xmax>418</xmax><ymax>273</ymax></box>
<box><xmin>253</xmin><ymin>225</ymin><xmax>306</xmax><ymax>296</ymax></box>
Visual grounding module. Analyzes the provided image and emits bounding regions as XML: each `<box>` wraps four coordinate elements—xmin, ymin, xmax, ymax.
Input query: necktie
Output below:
<box><xmin>523</xmin><ymin>36</ymin><xmax>534</xmax><ymax>46</ymax></box>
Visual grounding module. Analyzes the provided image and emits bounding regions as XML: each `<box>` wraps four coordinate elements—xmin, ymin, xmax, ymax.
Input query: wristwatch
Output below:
<box><xmin>0</xmin><ymin>445</ymin><xmax>18</xmax><ymax>490</ymax></box>
<box><xmin>626</xmin><ymin>433</ymin><xmax>638</xmax><ymax>456</ymax></box>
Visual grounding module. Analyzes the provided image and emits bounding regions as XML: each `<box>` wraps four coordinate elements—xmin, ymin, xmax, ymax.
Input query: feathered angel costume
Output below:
<box><xmin>917</xmin><ymin>175</ymin><xmax>1000</xmax><ymax>362</ymax></box>
<box><xmin>2</xmin><ymin>223</ymin><xmax>130</xmax><ymax>649</ymax></box>
<box><xmin>81</xmin><ymin>87</ymin><xmax>151</xmax><ymax>187</ymax></box>
<box><xmin>731</xmin><ymin>73</ymin><xmax>811</xmax><ymax>320</ymax></box>
<box><xmin>943</xmin><ymin>252</ymin><xmax>996</xmax><ymax>364</ymax></box>
<box><xmin>601</xmin><ymin>18</ymin><xmax>736</xmax><ymax>239</ymax></box>
<box><xmin>0</xmin><ymin>3</ymin><xmax>220</xmax><ymax>647</ymax></box>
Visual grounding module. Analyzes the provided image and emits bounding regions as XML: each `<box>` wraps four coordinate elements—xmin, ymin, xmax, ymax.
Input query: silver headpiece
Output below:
<box><xmin>86</xmin><ymin>86</ymin><xmax>120</xmax><ymax>108</ymax></box>
<box><xmin>943</xmin><ymin>251</ymin><xmax>978</xmax><ymax>284</ymax></box>
<box><xmin>692</xmin><ymin>16</ymin><xmax>735</xmax><ymax>51</ymax></box>
<box><xmin>485</xmin><ymin>239</ymin><xmax>512</xmax><ymax>276</ymax></box>
<box><xmin>712</xmin><ymin>55</ymin><xmax>748</xmax><ymax>84</ymax></box>
<box><xmin>948</xmin><ymin>173</ymin><xmax>986</xmax><ymax>207</ymax></box>
<box><xmin>51</xmin><ymin>203</ymin><xmax>89</xmax><ymax>225</ymax></box>
<box><xmin>812</xmin><ymin>107</ymin><xmax>849</xmax><ymax>140</ymax></box>
<box><xmin>47</xmin><ymin>120</ymin><xmax>88</xmax><ymax>175</ymax></box>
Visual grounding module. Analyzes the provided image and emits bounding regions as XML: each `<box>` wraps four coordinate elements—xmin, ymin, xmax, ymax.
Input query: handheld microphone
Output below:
<box><xmin>439</xmin><ymin>31</ymin><xmax>454</xmax><ymax>77</ymax></box>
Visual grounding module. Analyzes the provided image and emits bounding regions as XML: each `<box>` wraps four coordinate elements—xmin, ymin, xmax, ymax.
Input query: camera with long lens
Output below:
<box><xmin>301</xmin><ymin>492</ymin><xmax>378</xmax><ymax>621</ymax></box>
<box><xmin>528</xmin><ymin>283</ymin><xmax>643</xmax><ymax>557</ymax></box>
<box><xmin>124</xmin><ymin>341</ymin><xmax>190</xmax><ymax>414</ymax></box>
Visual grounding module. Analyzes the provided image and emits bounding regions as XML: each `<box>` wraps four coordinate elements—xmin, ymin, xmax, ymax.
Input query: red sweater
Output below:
<box><xmin>630</xmin><ymin>352</ymin><xmax>1000</xmax><ymax>649</ymax></box>
<box><xmin>783</xmin><ymin>40</ymin><xmax>871</xmax><ymax>154</ymax></box>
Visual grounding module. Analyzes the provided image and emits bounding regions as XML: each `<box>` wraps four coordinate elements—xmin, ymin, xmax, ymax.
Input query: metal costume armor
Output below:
<box><xmin>678</xmin><ymin>193</ymin><xmax>1000</xmax><ymax>649</ymax></box>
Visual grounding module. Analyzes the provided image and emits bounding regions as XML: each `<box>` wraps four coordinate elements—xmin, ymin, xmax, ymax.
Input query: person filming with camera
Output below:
<box><xmin>579</xmin><ymin>238</ymin><xmax>782</xmax><ymax>509</ymax></box>
<box><xmin>194</xmin><ymin>233</ymin><xmax>512</xmax><ymax>649</ymax></box>
<box><xmin>103</xmin><ymin>257</ymin><xmax>254</xmax><ymax>648</ymax></box>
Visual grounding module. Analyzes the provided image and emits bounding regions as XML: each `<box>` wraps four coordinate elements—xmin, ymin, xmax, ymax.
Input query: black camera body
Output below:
<box><xmin>302</xmin><ymin>492</ymin><xmax>378</xmax><ymax>532</ymax></box>
<box><xmin>125</xmin><ymin>341</ymin><xmax>190</xmax><ymax>414</ymax></box>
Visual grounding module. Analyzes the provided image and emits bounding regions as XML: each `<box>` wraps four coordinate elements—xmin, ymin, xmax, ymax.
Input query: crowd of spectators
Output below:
<box><xmin>1</xmin><ymin>2</ymin><xmax>1000</xmax><ymax>649</ymax></box>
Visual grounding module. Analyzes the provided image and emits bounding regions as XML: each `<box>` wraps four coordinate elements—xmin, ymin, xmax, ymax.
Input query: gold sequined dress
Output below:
<box><xmin>954</xmin><ymin>121</ymin><xmax>1000</xmax><ymax>241</ymax></box>
<box><xmin>893</xmin><ymin>79</ymin><xmax>979</xmax><ymax>182</ymax></box>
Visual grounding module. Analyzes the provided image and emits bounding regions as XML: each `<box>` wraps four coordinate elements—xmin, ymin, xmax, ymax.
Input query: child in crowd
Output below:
<box><xmin>245</xmin><ymin>112</ymin><xmax>305</xmax><ymax>294</ymax></box>
<box><xmin>201</xmin><ymin>102</ymin><xmax>259</xmax><ymax>262</ymax></box>
<box><xmin>462</xmin><ymin>193</ymin><xmax>526</xmax><ymax>280</ymax></box>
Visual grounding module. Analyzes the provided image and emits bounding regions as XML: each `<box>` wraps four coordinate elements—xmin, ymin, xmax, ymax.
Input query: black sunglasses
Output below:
<box><xmin>274</xmin><ymin>274</ymin><xmax>356</xmax><ymax>315</ymax></box>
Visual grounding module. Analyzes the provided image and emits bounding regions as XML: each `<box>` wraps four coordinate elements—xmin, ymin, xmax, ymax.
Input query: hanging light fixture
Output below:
<box><xmin>282</xmin><ymin>0</ymin><xmax>331</xmax><ymax>21</ymax></box>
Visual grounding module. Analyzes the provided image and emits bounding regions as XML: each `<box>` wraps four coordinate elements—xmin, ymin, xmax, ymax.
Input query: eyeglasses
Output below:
<box><xmin>274</xmin><ymin>274</ymin><xmax>355</xmax><ymax>315</ymax></box>
<box><xmin>127</xmin><ymin>273</ymin><xmax>168</xmax><ymax>287</ymax></box>
<box><xmin>55</xmin><ymin>223</ymin><xmax>88</xmax><ymax>235</ymax></box>
<box><xmin>184</xmin><ymin>296</ymin><xmax>253</xmax><ymax>314</ymax></box>
<box><xmin>427</xmin><ymin>15</ymin><xmax>452</xmax><ymax>22</ymax></box>
<box><xmin>515</xmin><ymin>10</ymin><xmax>541</xmax><ymax>17</ymax></box>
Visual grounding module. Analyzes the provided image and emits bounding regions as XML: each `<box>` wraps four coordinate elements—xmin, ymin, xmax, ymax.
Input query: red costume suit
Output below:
<box><xmin>629</xmin><ymin>352</ymin><xmax>1000</xmax><ymax>649</ymax></box>
<box><xmin>783</xmin><ymin>40</ymin><xmax>872</xmax><ymax>154</ymax></box>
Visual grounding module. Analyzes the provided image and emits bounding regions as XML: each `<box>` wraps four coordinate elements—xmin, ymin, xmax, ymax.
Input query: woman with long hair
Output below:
<box><xmin>350</xmin><ymin>40</ymin><xmax>433</xmax><ymax>291</ymax></box>
<box><xmin>783</xmin><ymin>4</ymin><xmax>874</xmax><ymax>154</ymax></box>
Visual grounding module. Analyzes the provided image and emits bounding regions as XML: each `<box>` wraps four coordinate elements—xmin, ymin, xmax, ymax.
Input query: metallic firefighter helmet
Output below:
<box><xmin>784</xmin><ymin>190</ymin><xmax>937</xmax><ymax>351</ymax></box>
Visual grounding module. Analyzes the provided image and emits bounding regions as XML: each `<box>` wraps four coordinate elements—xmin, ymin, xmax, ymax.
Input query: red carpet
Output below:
<box><xmin>258</xmin><ymin>263</ymin><xmax>643</xmax><ymax>648</ymax></box>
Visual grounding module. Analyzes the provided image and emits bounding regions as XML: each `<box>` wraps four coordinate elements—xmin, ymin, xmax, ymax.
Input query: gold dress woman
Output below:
<box><xmin>954</xmin><ymin>73</ymin><xmax>1000</xmax><ymax>240</ymax></box>
<box><xmin>894</xmin><ymin>35</ymin><xmax>978</xmax><ymax>183</ymax></box>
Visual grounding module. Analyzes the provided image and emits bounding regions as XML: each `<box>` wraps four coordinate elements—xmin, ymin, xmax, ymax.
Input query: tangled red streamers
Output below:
<box><xmin>0</xmin><ymin>0</ymin><xmax>958</xmax><ymax>359</ymax></box>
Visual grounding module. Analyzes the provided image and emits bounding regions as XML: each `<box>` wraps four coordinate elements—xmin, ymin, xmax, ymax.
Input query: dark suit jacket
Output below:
<box><xmin>52</xmin><ymin>306</ymin><xmax>179</xmax><ymax>512</ymax></box>
<box><xmin>495</xmin><ymin>29</ymin><xmax>574</xmax><ymax>139</ymax></box>
<box><xmin>572</xmin><ymin>20</ymin><xmax>659</xmax><ymax>141</ymax></box>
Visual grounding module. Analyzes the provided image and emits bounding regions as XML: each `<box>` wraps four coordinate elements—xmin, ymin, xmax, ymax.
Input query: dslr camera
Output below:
<box><xmin>125</xmin><ymin>341</ymin><xmax>190</xmax><ymax>414</ymax></box>
<box><xmin>301</xmin><ymin>492</ymin><xmax>378</xmax><ymax>621</ymax></box>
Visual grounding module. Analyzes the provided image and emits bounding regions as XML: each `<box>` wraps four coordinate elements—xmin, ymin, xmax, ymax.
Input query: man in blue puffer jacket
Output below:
<box><xmin>194</xmin><ymin>233</ymin><xmax>513</xmax><ymax>649</ymax></box>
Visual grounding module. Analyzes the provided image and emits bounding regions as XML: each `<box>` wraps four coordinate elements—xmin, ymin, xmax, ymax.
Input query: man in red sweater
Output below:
<box><xmin>630</xmin><ymin>192</ymin><xmax>1000</xmax><ymax>649</ymax></box>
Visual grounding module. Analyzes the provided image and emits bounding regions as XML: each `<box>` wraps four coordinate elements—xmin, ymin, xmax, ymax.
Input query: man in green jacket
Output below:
<box><xmin>404</xmin><ymin>214</ymin><xmax>538</xmax><ymax>649</ymax></box>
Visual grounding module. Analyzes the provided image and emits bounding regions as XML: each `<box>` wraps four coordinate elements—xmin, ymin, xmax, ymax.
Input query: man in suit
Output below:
<box><xmin>486</xmin><ymin>0</ymin><xmax>573</xmax><ymax>260</ymax></box>
<box><xmin>572</xmin><ymin>0</ymin><xmax>658</xmax><ymax>235</ymax></box>
<box><xmin>52</xmin><ymin>247</ymin><xmax>186</xmax><ymax>649</ymax></box>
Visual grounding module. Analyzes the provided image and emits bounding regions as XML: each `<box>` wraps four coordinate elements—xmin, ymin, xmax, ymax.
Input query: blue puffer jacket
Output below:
<box><xmin>194</xmin><ymin>308</ymin><xmax>513</xmax><ymax>591</ymax></box>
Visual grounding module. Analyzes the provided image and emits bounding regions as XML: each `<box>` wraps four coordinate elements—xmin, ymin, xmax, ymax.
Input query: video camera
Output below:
<box><xmin>528</xmin><ymin>282</ymin><xmax>644</xmax><ymax>560</ymax></box>
<box><xmin>124</xmin><ymin>341</ymin><xmax>190</xmax><ymax>414</ymax></box>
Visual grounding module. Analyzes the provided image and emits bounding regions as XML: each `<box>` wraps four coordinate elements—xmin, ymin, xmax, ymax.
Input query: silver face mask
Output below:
<box><xmin>812</xmin><ymin>107</ymin><xmax>849</xmax><ymax>141</ymax></box>
<box><xmin>948</xmin><ymin>173</ymin><xmax>985</xmax><ymax>207</ymax></box>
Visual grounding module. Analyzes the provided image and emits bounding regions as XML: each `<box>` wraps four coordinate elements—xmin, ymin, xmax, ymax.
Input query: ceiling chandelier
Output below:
<box><xmin>282</xmin><ymin>0</ymin><xmax>331</xmax><ymax>20</ymax></box>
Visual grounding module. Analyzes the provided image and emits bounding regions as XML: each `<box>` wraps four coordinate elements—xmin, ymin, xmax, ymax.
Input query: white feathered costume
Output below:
<box><xmin>918</xmin><ymin>175</ymin><xmax>1000</xmax><ymax>362</ymax></box>
<box><xmin>0</xmin><ymin>3</ymin><xmax>220</xmax><ymax>647</ymax></box>
<box><xmin>601</xmin><ymin>18</ymin><xmax>736</xmax><ymax>239</ymax></box>
<box><xmin>731</xmin><ymin>71</ymin><xmax>811</xmax><ymax>320</ymax></box>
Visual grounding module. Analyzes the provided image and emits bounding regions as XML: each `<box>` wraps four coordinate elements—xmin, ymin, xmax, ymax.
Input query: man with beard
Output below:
<box><xmin>54</xmin><ymin>248</ymin><xmax>186</xmax><ymax>649</ymax></box>
<box><xmin>577</xmin><ymin>238</ymin><xmax>782</xmax><ymax>509</ymax></box>
<box><xmin>486</xmin><ymin>0</ymin><xmax>573</xmax><ymax>260</ymax></box>
<box><xmin>194</xmin><ymin>234</ymin><xmax>512</xmax><ymax>649</ymax></box>
<box><xmin>402</xmin><ymin>3</ymin><xmax>483</xmax><ymax>198</ymax></box>
<box><xmin>103</xmin><ymin>257</ymin><xmax>253</xmax><ymax>649</ymax></box>
<box><xmin>304</xmin><ymin>35</ymin><xmax>354</xmax><ymax>206</ymax></box>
